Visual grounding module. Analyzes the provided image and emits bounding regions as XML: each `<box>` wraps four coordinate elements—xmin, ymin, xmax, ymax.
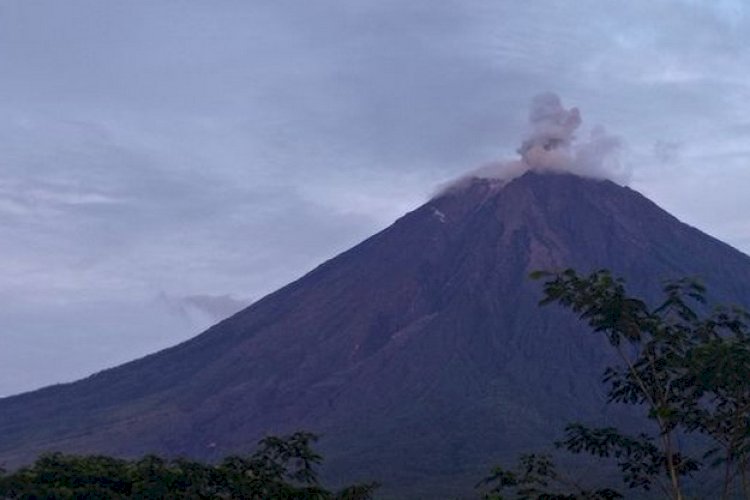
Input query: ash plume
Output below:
<box><xmin>443</xmin><ymin>93</ymin><xmax>628</xmax><ymax>192</ymax></box>
<box><xmin>517</xmin><ymin>92</ymin><xmax>582</xmax><ymax>170</ymax></box>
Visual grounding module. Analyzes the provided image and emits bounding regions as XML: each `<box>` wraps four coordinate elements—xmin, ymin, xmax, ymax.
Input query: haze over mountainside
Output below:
<box><xmin>2</xmin><ymin>171</ymin><xmax>750</xmax><ymax>498</ymax></box>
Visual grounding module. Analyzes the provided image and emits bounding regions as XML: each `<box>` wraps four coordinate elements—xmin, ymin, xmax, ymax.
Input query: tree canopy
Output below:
<box><xmin>0</xmin><ymin>431</ymin><xmax>378</xmax><ymax>499</ymax></box>
<box><xmin>479</xmin><ymin>269</ymin><xmax>750</xmax><ymax>500</ymax></box>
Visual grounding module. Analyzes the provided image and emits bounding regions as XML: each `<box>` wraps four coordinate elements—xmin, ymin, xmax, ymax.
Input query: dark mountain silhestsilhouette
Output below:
<box><xmin>2</xmin><ymin>171</ymin><xmax>750</xmax><ymax>498</ymax></box>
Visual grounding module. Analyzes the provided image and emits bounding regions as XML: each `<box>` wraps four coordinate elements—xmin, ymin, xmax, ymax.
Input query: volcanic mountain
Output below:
<box><xmin>2</xmin><ymin>172</ymin><xmax>750</xmax><ymax>498</ymax></box>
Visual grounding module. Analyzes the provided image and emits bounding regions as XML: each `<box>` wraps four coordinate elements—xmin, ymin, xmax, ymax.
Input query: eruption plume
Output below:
<box><xmin>443</xmin><ymin>93</ymin><xmax>628</xmax><ymax>192</ymax></box>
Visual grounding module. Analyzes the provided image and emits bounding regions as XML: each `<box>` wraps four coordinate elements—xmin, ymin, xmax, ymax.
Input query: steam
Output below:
<box><xmin>447</xmin><ymin>92</ymin><xmax>628</xmax><ymax>190</ymax></box>
<box><xmin>518</xmin><ymin>92</ymin><xmax>582</xmax><ymax>170</ymax></box>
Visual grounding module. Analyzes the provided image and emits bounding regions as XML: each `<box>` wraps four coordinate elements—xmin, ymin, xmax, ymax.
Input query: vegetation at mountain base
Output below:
<box><xmin>479</xmin><ymin>269</ymin><xmax>750</xmax><ymax>500</ymax></box>
<box><xmin>0</xmin><ymin>431</ymin><xmax>378</xmax><ymax>499</ymax></box>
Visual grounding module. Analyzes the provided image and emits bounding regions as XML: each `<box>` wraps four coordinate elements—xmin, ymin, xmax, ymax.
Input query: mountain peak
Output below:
<box><xmin>433</xmin><ymin>169</ymin><xmax>617</xmax><ymax>215</ymax></box>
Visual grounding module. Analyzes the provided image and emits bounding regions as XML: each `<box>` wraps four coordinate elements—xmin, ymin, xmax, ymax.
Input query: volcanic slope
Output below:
<box><xmin>2</xmin><ymin>171</ymin><xmax>750</xmax><ymax>497</ymax></box>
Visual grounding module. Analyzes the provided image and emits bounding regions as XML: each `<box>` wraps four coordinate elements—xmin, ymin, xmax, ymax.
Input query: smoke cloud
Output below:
<box><xmin>446</xmin><ymin>93</ymin><xmax>628</xmax><ymax>191</ymax></box>
<box><xmin>518</xmin><ymin>92</ymin><xmax>582</xmax><ymax>169</ymax></box>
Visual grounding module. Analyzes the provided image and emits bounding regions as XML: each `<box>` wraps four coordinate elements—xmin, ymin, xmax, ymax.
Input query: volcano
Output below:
<box><xmin>2</xmin><ymin>172</ymin><xmax>750</xmax><ymax>498</ymax></box>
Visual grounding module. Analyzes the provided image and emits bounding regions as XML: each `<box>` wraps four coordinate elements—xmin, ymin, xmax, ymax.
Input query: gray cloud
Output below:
<box><xmin>180</xmin><ymin>295</ymin><xmax>247</xmax><ymax>321</ymax></box>
<box><xmin>159</xmin><ymin>294</ymin><xmax>249</xmax><ymax>327</ymax></box>
<box><xmin>653</xmin><ymin>141</ymin><xmax>683</xmax><ymax>164</ymax></box>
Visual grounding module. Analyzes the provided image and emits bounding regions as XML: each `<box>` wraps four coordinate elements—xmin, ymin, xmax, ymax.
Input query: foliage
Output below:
<box><xmin>477</xmin><ymin>453</ymin><xmax>622</xmax><ymax>500</ymax></box>
<box><xmin>0</xmin><ymin>431</ymin><xmax>378</xmax><ymax>499</ymax></box>
<box><xmin>480</xmin><ymin>269</ymin><xmax>750</xmax><ymax>500</ymax></box>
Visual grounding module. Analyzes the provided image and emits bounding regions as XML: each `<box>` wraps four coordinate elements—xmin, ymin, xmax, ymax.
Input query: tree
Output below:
<box><xmin>0</xmin><ymin>432</ymin><xmax>379</xmax><ymax>499</ymax></box>
<box><xmin>479</xmin><ymin>269</ymin><xmax>750</xmax><ymax>500</ymax></box>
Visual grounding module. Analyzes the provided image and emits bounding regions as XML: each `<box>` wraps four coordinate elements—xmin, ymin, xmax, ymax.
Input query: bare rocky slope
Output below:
<box><xmin>2</xmin><ymin>171</ymin><xmax>750</xmax><ymax>498</ymax></box>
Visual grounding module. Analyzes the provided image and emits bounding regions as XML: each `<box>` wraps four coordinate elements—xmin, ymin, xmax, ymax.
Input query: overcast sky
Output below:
<box><xmin>1</xmin><ymin>0</ymin><xmax>749</xmax><ymax>396</ymax></box>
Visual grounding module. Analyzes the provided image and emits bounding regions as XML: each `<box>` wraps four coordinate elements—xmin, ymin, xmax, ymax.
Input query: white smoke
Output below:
<box><xmin>445</xmin><ymin>93</ymin><xmax>628</xmax><ymax>191</ymax></box>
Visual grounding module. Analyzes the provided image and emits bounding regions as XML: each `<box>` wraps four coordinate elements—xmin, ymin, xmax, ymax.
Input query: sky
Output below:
<box><xmin>1</xmin><ymin>0</ymin><xmax>749</xmax><ymax>397</ymax></box>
